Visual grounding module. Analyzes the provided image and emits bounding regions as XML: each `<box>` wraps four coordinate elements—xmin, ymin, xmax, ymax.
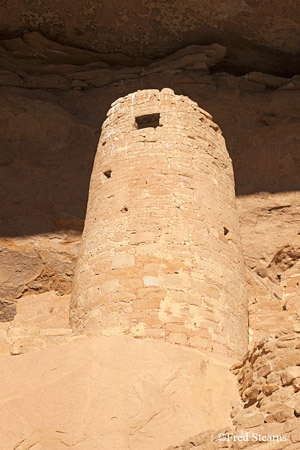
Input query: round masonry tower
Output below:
<box><xmin>70</xmin><ymin>88</ymin><xmax>248</xmax><ymax>358</ymax></box>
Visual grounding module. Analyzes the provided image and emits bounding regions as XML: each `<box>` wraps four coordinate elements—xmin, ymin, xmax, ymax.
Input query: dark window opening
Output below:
<box><xmin>135</xmin><ymin>113</ymin><xmax>160</xmax><ymax>129</ymax></box>
<box><xmin>223</xmin><ymin>227</ymin><xmax>229</xmax><ymax>236</ymax></box>
<box><xmin>103</xmin><ymin>170</ymin><xmax>112</xmax><ymax>178</ymax></box>
<box><xmin>121</xmin><ymin>206</ymin><xmax>128</xmax><ymax>212</ymax></box>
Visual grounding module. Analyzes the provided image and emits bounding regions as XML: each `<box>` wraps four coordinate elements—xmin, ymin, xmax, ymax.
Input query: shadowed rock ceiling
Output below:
<box><xmin>1</xmin><ymin>0</ymin><xmax>300</xmax><ymax>75</ymax></box>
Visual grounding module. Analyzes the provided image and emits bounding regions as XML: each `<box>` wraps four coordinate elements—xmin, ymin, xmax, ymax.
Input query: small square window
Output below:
<box><xmin>135</xmin><ymin>113</ymin><xmax>160</xmax><ymax>129</ymax></box>
<box><xmin>103</xmin><ymin>170</ymin><xmax>112</xmax><ymax>178</ymax></box>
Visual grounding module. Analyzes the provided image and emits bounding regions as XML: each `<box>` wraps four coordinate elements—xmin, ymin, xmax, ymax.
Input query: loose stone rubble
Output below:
<box><xmin>165</xmin><ymin>334</ymin><xmax>300</xmax><ymax>449</ymax></box>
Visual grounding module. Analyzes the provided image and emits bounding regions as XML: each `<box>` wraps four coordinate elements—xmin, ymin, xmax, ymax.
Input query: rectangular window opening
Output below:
<box><xmin>135</xmin><ymin>113</ymin><xmax>160</xmax><ymax>129</ymax></box>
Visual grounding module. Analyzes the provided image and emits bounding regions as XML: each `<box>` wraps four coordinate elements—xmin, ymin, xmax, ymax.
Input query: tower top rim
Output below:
<box><xmin>108</xmin><ymin>88</ymin><xmax>213</xmax><ymax>121</ymax></box>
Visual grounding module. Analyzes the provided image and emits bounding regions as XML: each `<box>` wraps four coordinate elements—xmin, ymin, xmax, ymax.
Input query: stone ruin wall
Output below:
<box><xmin>70</xmin><ymin>88</ymin><xmax>248</xmax><ymax>358</ymax></box>
<box><xmin>165</xmin><ymin>334</ymin><xmax>300</xmax><ymax>450</ymax></box>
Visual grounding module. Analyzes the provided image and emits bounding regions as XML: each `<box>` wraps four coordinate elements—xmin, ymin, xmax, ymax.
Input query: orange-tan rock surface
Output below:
<box><xmin>1</xmin><ymin>8</ymin><xmax>300</xmax><ymax>448</ymax></box>
<box><xmin>0</xmin><ymin>335</ymin><xmax>240</xmax><ymax>449</ymax></box>
<box><xmin>166</xmin><ymin>335</ymin><xmax>300</xmax><ymax>449</ymax></box>
<box><xmin>0</xmin><ymin>232</ymin><xmax>80</xmax><ymax>322</ymax></box>
<box><xmin>1</xmin><ymin>39</ymin><xmax>300</xmax><ymax>303</ymax></box>
<box><xmin>0</xmin><ymin>280</ymin><xmax>241</xmax><ymax>449</ymax></box>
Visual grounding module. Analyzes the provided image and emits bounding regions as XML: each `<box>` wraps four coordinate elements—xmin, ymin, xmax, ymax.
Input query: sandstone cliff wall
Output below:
<box><xmin>1</xmin><ymin>39</ymin><xmax>300</xmax><ymax>326</ymax></box>
<box><xmin>1</xmin><ymin>31</ymin><xmax>300</xmax><ymax>450</ymax></box>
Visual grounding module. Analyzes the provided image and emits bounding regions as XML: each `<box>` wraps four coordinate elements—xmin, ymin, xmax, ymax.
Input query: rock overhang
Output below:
<box><xmin>1</xmin><ymin>0</ymin><xmax>300</xmax><ymax>75</ymax></box>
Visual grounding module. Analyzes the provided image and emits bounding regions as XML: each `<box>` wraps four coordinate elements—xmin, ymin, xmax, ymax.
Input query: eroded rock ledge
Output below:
<box><xmin>1</xmin><ymin>1</ymin><xmax>300</xmax><ymax>75</ymax></box>
<box><xmin>1</xmin><ymin>32</ymin><xmax>300</xmax><ymax>91</ymax></box>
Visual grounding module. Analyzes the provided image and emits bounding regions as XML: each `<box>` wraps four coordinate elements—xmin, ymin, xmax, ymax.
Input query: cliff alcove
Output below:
<box><xmin>0</xmin><ymin>2</ymin><xmax>300</xmax><ymax>449</ymax></box>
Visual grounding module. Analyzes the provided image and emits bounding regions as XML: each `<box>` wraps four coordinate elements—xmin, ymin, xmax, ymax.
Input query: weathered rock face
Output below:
<box><xmin>0</xmin><ymin>335</ymin><xmax>240</xmax><ymax>450</ymax></box>
<box><xmin>0</xmin><ymin>232</ymin><xmax>80</xmax><ymax>323</ymax></box>
<box><xmin>0</xmin><ymin>286</ymin><xmax>240</xmax><ymax>450</ymax></box>
<box><xmin>1</xmin><ymin>1</ymin><xmax>300</xmax><ymax>75</ymax></box>
<box><xmin>70</xmin><ymin>89</ymin><xmax>248</xmax><ymax>357</ymax></box>
<box><xmin>247</xmin><ymin>253</ymin><xmax>300</xmax><ymax>343</ymax></box>
<box><xmin>1</xmin><ymin>37</ymin><xmax>300</xmax><ymax>330</ymax></box>
<box><xmin>1</xmin><ymin>3</ymin><xmax>300</xmax><ymax>448</ymax></box>
<box><xmin>166</xmin><ymin>335</ymin><xmax>300</xmax><ymax>449</ymax></box>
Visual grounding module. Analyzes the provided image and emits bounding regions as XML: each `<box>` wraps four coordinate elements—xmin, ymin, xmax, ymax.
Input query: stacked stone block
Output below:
<box><xmin>165</xmin><ymin>334</ymin><xmax>300</xmax><ymax>449</ymax></box>
<box><xmin>70</xmin><ymin>88</ymin><xmax>248</xmax><ymax>357</ymax></box>
<box><xmin>232</xmin><ymin>334</ymin><xmax>300</xmax><ymax>428</ymax></box>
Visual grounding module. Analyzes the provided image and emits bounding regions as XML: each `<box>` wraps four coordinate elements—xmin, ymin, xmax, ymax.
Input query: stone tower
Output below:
<box><xmin>70</xmin><ymin>89</ymin><xmax>248</xmax><ymax>358</ymax></box>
